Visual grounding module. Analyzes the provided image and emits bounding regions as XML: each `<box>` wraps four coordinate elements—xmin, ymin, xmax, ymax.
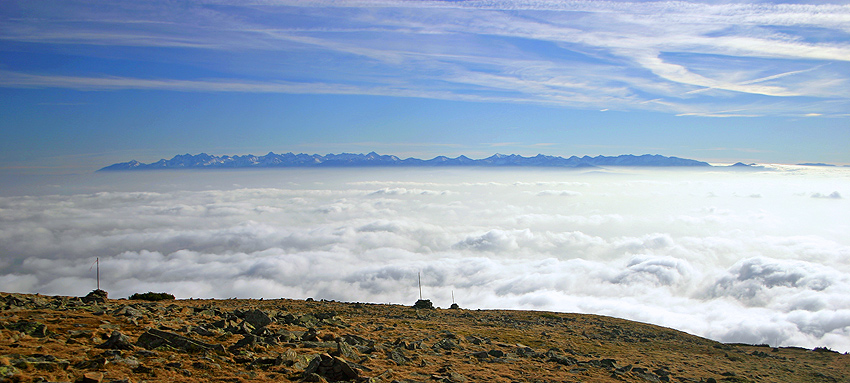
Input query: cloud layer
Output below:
<box><xmin>1</xmin><ymin>166</ymin><xmax>849</xmax><ymax>351</ymax></box>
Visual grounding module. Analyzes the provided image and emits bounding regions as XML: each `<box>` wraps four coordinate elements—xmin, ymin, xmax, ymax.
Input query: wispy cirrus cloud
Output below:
<box><xmin>1</xmin><ymin>0</ymin><xmax>848</xmax><ymax>116</ymax></box>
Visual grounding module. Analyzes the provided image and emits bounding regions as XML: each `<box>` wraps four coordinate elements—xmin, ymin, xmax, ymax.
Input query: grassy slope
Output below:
<box><xmin>1</xmin><ymin>292</ymin><xmax>847</xmax><ymax>383</ymax></box>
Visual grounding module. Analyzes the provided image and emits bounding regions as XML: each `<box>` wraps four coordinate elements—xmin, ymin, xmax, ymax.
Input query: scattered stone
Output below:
<box><xmin>227</xmin><ymin>320</ymin><xmax>256</xmax><ymax>335</ymax></box>
<box><xmin>135</xmin><ymin>328</ymin><xmax>226</xmax><ymax>354</ymax></box>
<box><xmin>281</xmin><ymin>349</ymin><xmax>318</xmax><ymax>370</ymax></box>
<box><xmin>299</xmin><ymin>314</ymin><xmax>319</xmax><ymax>328</ymax></box>
<box><xmin>98</xmin><ymin>331</ymin><xmax>135</xmax><ymax>350</ymax></box>
<box><xmin>435</xmin><ymin>365</ymin><xmax>467</xmax><ymax>382</ymax></box>
<box><xmin>6</xmin><ymin>320</ymin><xmax>48</xmax><ymax>337</ymax></box>
<box><xmin>10</xmin><ymin>355</ymin><xmax>71</xmax><ymax>371</ymax></box>
<box><xmin>302</xmin><ymin>328</ymin><xmax>320</xmax><ymax>342</ymax></box>
<box><xmin>514</xmin><ymin>346</ymin><xmax>537</xmax><ymax>357</ymax></box>
<box><xmin>83</xmin><ymin>289</ymin><xmax>109</xmax><ymax>304</ymax></box>
<box><xmin>303</xmin><ymin>372</ymin><xmax>329</xmax><ymax>382</ymax></box>
<box><xmin>74</xmin><ymin>357</ymin><xmax>109</xmax><ymax>370</ymax></box>
<box><xmin>413</xmin><ymin>299</ymin><xmax>434</xmax><ymax>310</ymax></box>
<box><xmin>304</xmin><ymin>353</ymin><xmax>360</xmax><ymax>382</ymax></box>
<box><xmin>336</xmin><ymin>339</ymin><xmax>362</xmax><ymax>361</ymax></box>
<box><xmin>112</xmin><ymin>305</ymin><xmax>144</xmax><ymax>319</ymax></box>
<box><xmin>228</xmin><ymin>333</ymin><xmax>279</xmax><ymax>351</ymax></box>
<box><xmin>471</xmin><ymin>351</ymin><xmax>489</xmax><ymax>360</ymax></box>
<box><xmin>433</xmin><ymin>339</ymin><xmax>458</xmax><ymax>351</ymax></box>
<box><xmin>79</xmin><ymin>371</ymin><xmax>103</xmax><ymax>383</ymax></box>
<box><xmin>632</xmin><ymin>367</ymin><xmax>665</xmax><ymax>382</ymax></box>
<box><xmin>314</xmin><ymin>311</ymin><xmax>337</xmax><ymax>320</ymax></box>
<box><xmin>340</xmin><ymin>334</ymin><xmax>374</xmax><ymax>348</ymax></box>
<box><xmin>387</xmin><ymin>348</ymin><xmax>410</xmax><ymax>366</ymax></box>
<box><xmin>0</xmin><ymin>292</ymin><xmax>847</xmax><ymax>383</ymax></box>
<box><xmin>547</xmin><ymin>353</ymin><xmax>577</xmax><ymax>367</ymax></box>
<box><xmin>0</xmin><ymin>364</ymin><xmax>18</xmax><ymax>380</ymax></box>
<box><xmin>191</xmin><ymin>360</ymin><xmax>220</xmax><ymax>370</ymax></box>
<box><xmin>241</xmin><ymin>309</ymin><xmax>273</xmax><ymax>328</ymax></box>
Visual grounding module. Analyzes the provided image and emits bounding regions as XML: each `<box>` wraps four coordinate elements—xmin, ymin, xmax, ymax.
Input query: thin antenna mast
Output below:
<box><xmin>90</xmin><ymin>258</ymin><xmax>101</xmax><ymax>291</ymax></box>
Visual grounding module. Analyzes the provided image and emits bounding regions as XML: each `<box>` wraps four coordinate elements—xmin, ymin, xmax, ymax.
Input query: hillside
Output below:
<box><xmin>1</xmin><ymin>291</ymin><xmax>847</xmax><ymax>383</ymax></box>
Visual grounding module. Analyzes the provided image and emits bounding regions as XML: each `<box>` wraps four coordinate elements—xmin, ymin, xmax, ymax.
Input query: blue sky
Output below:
<box><xmin>1</xmin><ymin>0</ymin><xmax>849</xmax><ymax>173</ymax></box>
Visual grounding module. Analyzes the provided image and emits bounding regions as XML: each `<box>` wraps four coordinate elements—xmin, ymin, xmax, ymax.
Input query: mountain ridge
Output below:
<box><xmin>99</xmin><ymin>152</ymin><xmax>712</xmax><ymax>171</ymax></box>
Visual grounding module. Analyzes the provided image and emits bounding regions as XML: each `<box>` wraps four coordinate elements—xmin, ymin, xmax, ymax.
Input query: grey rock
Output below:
<box><xmin>98</xmin><ymin>331</ymin><xmax>135</xmax><ymax>350</ymax></box>
<box><xmin>341</xmin><ymin>334</ymin><xmax>374</xmax><ymax>347</ymax></box>
<box><xmin>304</xmin><ymin>353</ymin><xmax>359</xmax><ymax>382</ymax></box>
<box><xmin>413</xmin><ymin>299</ymin><xmax>434</xmax><ymax>310</ymax></box>
<box><xmin>112</xmin><ymin>305</ymin><xmax>144</xmax><ymax>318</ymax></box>
<box><xmin>228</xmin><ymin>333</ymin><xmax>278</xmax><ymax>351</ymax></box>
<box><xmin>514</xmin><ymin>346</ymin><xmax>537</xmax><ymax>357</ymax></box>
<box><xmin>432</xmin><ymin>339</ymin><xmax>458</xmax><ymax>351</ymax></box>
<box><xmin>387</xmin><ymin>348</ymin><xmax>410</xmax><ymax>366</ymax></box>
<box><xmin>547</xmin><ymin>354</ymin><xmax>577</xmax><ymax>366</ymax></box>
<box><xmin>188</xmin><ymin>325</ymin><xmax>217</xmax><ymax>337</ymax></box>
<box><xmin>80</xmin><ymin>371</ymin><xmax>103</xmax><ymax>383</ymax></box>
<box><xmin>135</xmin><ymin>328</ymin><xmax>226</xmax><ymax>354</ymax></box>
<box><xmin>471</xmin><ymin>351</ymin><xmax>489</xmax><ymax>359</ymax></box>
<box><xmin>10</xmin><ymin>355</ymin><xmax>70</xmax><ymax>371</ymax></box>
<box><xmin>241</xmin><ymin>309</ymin><xmax>273</xmax><ymax>328</ymax></box>
<box><xmin>302</xmin><ymin>328</ymin><xmax>320</xmax><ymax>341</ymax></box>
<box><xmin>82</xmin><ymin>289</ymin><xmax>108</xmax><ymax>304</ymax></box>
<box><xmin>6</xmin><ymin>320</ymin><xmax>48</xmax><ymax>337</ymax></box>
<box><xmin>226</xmin><ymin>320</ymin><xmax>256</xmax><ymax>335</ymax></box>
<box><xmin>336</xmin><ymin>340</ymin><xmax>361</xmax><ymax>361</ymax></box>
<box><xmin>281</xmin><ymin>349</ymin><xmax>318</xmax><ymax>370</ymax></box>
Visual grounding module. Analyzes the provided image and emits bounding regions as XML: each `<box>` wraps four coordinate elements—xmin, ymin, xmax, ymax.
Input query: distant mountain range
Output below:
<box><xmin>99</xmin><ymin>152</ymin><xmax>715</xmax><ymax>171</ymax></box>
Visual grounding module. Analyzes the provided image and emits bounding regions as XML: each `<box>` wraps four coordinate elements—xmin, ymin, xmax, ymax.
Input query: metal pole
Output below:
<box><xmin>96</xmin><ymin>257</ymin><xmax>100</xmax><ymax>290</ymax></box>
<box><xmin>418</xmin><ymin>272</ymin><xmax>422</xmax><ymax>300</ymax></box>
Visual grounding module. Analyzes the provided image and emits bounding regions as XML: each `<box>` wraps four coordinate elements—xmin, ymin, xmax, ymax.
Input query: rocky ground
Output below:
<box><xmin>1</xmin><ymin>291</ymin><xmax>848</xmax><ymax>383</ymax></box>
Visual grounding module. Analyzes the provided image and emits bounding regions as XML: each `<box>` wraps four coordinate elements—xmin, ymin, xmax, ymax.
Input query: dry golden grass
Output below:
<box><xmin>1</xmin><ymin>292</ymin><xmax>848</xmax><ymax>383</ymax></box>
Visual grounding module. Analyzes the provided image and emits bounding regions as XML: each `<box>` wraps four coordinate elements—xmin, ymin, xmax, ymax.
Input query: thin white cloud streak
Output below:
<box><xmin>1</xmin><ymin>167</ymin><xmax>849</xmax><ymax>352</ymax></box>
<box><xmin>2</xmin><ymin>0</ymin><xmax>849</xmax><ymax>116</ymax></box>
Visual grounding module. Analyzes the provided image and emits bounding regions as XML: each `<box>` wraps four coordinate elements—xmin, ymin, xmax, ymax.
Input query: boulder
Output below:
<box><xmin>241</xmin><ymin>309</ymin><xmax>273</xmax><ymax>328</ymax></box>
<box><xmin>228</xmin><ymin>334</ymin><xmax>278</xmax><ymax>351</ymax></box>
<box><xmin>413</xmin><ymin>299</ymin><xmax>434</xmax><ymax>309</ymax></box>
<box><xmin>304</xmin><ymin>353</ymin><xmax>359</xmax><ymax>382</ymax></box>
<box><xmin>80</xmin><ymin>371</ymin><xmax>103</xmax><ymax>383</ymax></box>
<box><xmin>10</xmin><ymin>355</ymin><xmax>70</xmax><ymax>371</ymax></box>
<box><xmin>433</xmin><ymin>339</ymin><xmax>459</xmax><ymax>351</ymax></box>
<box><xmin>387</xmin><ymin>348</ymin><xmax>410</xmax><ymax>366</ymax></box>
<box><xmin>136</xmin><ymin>328</ymin><xmax>226</xmax><ymax>354</ymax></box>
<box><xmin>6</xmin><ymin>320</ymin><xmax>48</xmax><ymax>337</ymax></box>
<box><xmin>335</xmin><ymin>340</ymin><xmax>361</xmax><ymax>361</ymax></box>
<box><xmin>281</xmin><ymin>349</ymin><xmax>318</xmax><ymax>370</ymax></box>
<box><xmin>98</xmin><ymin>331</ymin><xmax>135</xmax><ymax>350</ymax></box>
<box><xmin>83</xmin><ymin>289</ymin><xmax>108</xmax><ymax>304</ymax></box>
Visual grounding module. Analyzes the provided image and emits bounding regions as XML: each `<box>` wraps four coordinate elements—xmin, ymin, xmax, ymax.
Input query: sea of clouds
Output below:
<box><xmin>1</xmin><ymin>166</ymin><xmax>849</xmax><ymax>351</ymax></box>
